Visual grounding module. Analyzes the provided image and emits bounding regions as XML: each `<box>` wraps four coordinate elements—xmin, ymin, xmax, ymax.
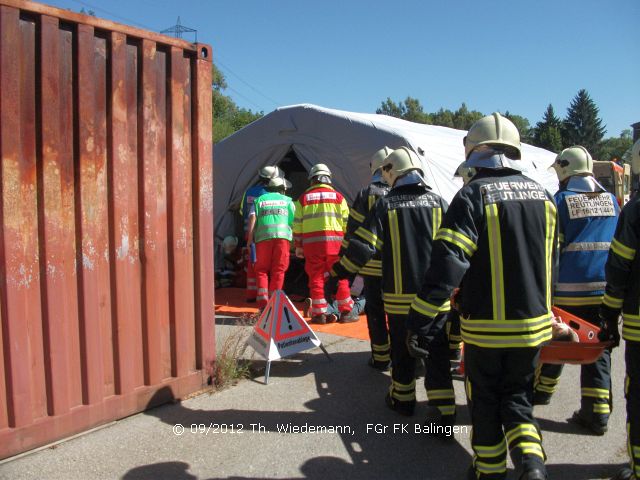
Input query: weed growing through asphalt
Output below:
<box><xmin>210</xmin><ymin>313</ymin><xmax>256</xmax><ymax>390</ymax></box>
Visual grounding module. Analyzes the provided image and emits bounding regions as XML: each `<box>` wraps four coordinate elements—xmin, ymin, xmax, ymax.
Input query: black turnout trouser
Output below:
<box><xmin>465</xmin><ymin>345</ymin><xmax>546</xmax><ymax>479</ymax></box>
<box><xmin>625</xmin><ymin>341</ymin><xmax>640</xmax><ymax>479</ymax></box>
<box><xmin>535</xmin><ymin>305</ymin><xmax>612</xmax><ymax>419</ymax></box>
<box><xmin>363</xmin><ymin>276</ymin><xmax>390</xmax><ymax>365</ymax></box>
<box><xmin>387</xmin><ymin>313</ymin><xmax>454</xmax><ymax>416</ymax></box>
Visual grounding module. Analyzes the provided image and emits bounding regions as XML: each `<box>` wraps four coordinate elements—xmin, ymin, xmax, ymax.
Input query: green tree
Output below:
<box><xmin>562</xmin><ymin>89</ymin><xmax>606</xmax><ymax>153</ymax></box>
<box><xmin>453</xmin><ymin>103</ymin><xmax>483</xmax><ymax>130</ymax></box>
<box><xmin>533</xmin><ymin>104</ymin><xmax>563</xmax><ymax>152</ymax></box>
<box><xmin>376</xmin><ymin>97</ymin><xmax>430</xmax><ymax>123</ymax></box>
<box><xmin>432</xmin><ymin>108</ymin><xmax>455</xmax><ymax>128</ymax></box>
<box><xmin>503</xmin><ymin>111</ymin><xmax>533</xmax><ymax>144</ymax></box>
<box><xmin>212</xmin><ymin>63</ymin><xmax>263</xmax><ymax>143</ymax></box>
<box><xmin>594</xmin><ymin>129</ymin><xmax>633</xmax><ymax>162</ymax></box>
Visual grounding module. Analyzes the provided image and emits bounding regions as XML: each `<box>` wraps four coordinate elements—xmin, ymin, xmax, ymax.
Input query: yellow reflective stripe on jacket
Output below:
<box><xmin>461</xmin><ymin>327</ymin><xmax>552</xmax><ymax>348</ymax></box>
<box><xmin>383</xmin><ymin>292</ymin><xmax>416</xmax><ymax>303</ymax></box>
<box><xmin>553</xmin><ymin>296</ymin><xmax>603</xmax><ymax>306</ymax></box>
<box><xmin>462</xmin><ymin>314</ymin><xmax>552</xmax><ymax>332</ymax></box>
<box><xmin>435</xmin><ymin>228</ymin><xmax>477</xmax><ymax>257</ymax></box>
<box><xmin>355</xmin><ymin>226</ymin><xmax>382</xmax><ymax>249</ymax></box>
<box><xmin>432</xmin><ymin>207</ymin><xmax>442</xmax><ymax>240</ymax></box>
<box><xmin>338</xmin><ymin>255</ymin><xmax>360</xmax><ymax>274</ymax></box>
<box><xmin>611</xmin><ymin>238</ymin><xmax>636</xmax><ymax>261</ymax></box>
<box><xmin>349</xmin><ymin>208</ymin><xmax>365</xmax><ymax>223</ymax></box>
<box><xmin>384</xmin><ymin>304</ymin><xmax>411</xmax><ymax>314</ymax></box>
<box><xmin>411</xmin><ymin>296</ymin><xmax>451</xmax><ymax>318</ymax></box>
<box><xmin>544</xmin><ymin>201</ymin><xmax>556</xmax><ymax>310</ymax></box>
<box><xmin>486</xmin><ymin>203</ymin><xmax>506</xmax><ymax>321</ymax></box>
<box><xmin>388</xmin><ymin>209</ymin><xmax>403</xmax><ymax>293</ymax></box>
<box><xmin>603</xmin><ymin>293</ymin><xmax>624</xmax><ymax>309</ymax></box>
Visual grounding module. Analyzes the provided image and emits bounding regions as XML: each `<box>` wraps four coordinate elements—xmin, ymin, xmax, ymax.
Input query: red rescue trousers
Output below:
<box><xmin>303</xmin><ymin>242</ymin><xmax>352</xmax><ymax>316</ymax></box>
<box><xmin>254</xmin><ymin>239</ymin><xmax>291</xmax><ymax>308</ymax></box>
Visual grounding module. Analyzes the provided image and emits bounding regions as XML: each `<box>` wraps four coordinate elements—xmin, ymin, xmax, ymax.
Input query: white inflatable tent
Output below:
<box><xmin>214</xmin><ymin>103</ymin><xmax>559</xmax><ymax>241</ymax></box>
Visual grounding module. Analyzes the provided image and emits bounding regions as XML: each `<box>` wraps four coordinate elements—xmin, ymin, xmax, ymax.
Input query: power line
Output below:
<box><xmin>69</xmin><ymin>0</ymin><xmax>159</xmax><ymax>31</ymax></box>
<box><xmin>216</xmin><ymin>57</ymin><xmax>281</xmax><ymax>108</ymax></box>
<box><xmin>224</xmin><ymin>85</ymin><xmax>267</xmax><ymax>113</ymax></box>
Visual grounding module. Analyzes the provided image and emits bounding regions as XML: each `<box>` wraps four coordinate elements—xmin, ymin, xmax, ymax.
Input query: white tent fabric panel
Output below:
<box><xmin>214</xmin><ymin>104</ymin><xmax>559</xmax><ymax>240</ymax></box>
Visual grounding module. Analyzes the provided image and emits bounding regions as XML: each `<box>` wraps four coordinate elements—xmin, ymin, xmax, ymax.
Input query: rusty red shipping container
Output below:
<box><xmin>0</xmin><ymin>0</ymin><xmax>214</xmax><ymax>459</ymax></box>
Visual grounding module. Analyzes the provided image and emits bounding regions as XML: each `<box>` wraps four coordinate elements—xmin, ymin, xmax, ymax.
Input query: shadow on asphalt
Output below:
<box><xmin>125</xmin><ymin>350</ymin><xmax>473</xmax><ymax>480</ymax></box>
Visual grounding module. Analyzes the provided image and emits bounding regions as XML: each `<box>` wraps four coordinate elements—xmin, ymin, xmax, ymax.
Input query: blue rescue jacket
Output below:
<box><xmin>553</xmin><ymin>186</ymin><xmax>620</xmax><ymax>306</ymax></box>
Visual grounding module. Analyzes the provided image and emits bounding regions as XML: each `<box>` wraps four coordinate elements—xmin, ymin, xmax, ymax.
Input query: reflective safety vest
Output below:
<box><xmin>332</xmin><ymin>183</ymin><xmax>448</xmax><ymax>316</ymax></box>
<box><xmin>602</xmin><ymin>195</ymin><xmax>640</xmax><ymax>343</ymax></box>
<box><xmin>409</xmin><ymin>170</ymin><xmax>558</xmax><ymax>348</ymax></box>
<box><xmin>293</xmin><ymin>184</ymin><xmax>349</xmax><ymax>251</ymax></box>
<box><xmin>253</xmin><ymin>192</ymin><xmax>295</xmax><ymax>243</ymax></box>
<box><xmin>240</xmin><ymin>184</ymin><xmax>268</xmax><ymax>234</ymax></box>
<box><xmin>553</xmin><ymin>188</ymin><xmax>619</xmax><ymax>307</ymax></box>
<box><xmin>342</xmin><ymin>181</ymin><xmax>389</xmax><ymax>277</ymax></box>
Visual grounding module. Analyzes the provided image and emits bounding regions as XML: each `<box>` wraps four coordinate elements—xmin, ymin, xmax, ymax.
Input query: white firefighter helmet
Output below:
<box><xmin>370</xmin><ymin>146</ymin><xmax>393</xmax><ymax>175</ymax></box>
<box><xmin>308</xmin><ymin>163</ymin><xmax>332</xmax><ymax>180</ymax></box>
<box><xmin>258</xmin><ymin>165</ymin><xmax>282</xmax><ymax>180</ymax></box>
<box><xmin>551</xmin><ymin>145</ymin><xmax>593</xmax><ymax>182</ymax></box>
<box><xmin>267</xmin><ymin>176</ymin><xmax>291</xmax><ymax>189</ymax></box>
<box><xmin>464</xmin><ymin>112</ymin><xmax>522</xmax><ymax>163</ymax></box>
<box><xmin>381</xmin><ymin>147</ymin><xmax>424</xmax><ymax>186</ymax></box>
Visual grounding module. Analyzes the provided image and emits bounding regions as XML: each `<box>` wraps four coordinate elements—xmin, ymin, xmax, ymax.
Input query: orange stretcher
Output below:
<box><xmin>454</xmin><ymin>306</ymin><xmax>612</xmax><ymax>375</ymax></box>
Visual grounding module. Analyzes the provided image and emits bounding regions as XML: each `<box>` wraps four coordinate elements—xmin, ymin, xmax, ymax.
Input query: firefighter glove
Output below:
<box><xmin>598</xmin><ymin>306</ymin><xmax>620</xmax><ymax>347</ymax></box>
<box><xmin>406</xmin><ymin>330</ymin><xmax>430</xmax><ymax>359</ymax></box>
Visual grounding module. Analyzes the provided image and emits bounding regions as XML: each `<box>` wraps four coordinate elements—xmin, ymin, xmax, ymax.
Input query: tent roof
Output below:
<box><xmin>213</xmin><ymin>103</ymin><xmax>558</xmax><ymax>240</ymax></box>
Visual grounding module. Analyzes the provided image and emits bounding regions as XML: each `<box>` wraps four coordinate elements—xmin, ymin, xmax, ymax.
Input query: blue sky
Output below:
<box><xmin>45</xmin><ymin>0</ymin><xmax>639</xmax><ymax>138</ymax></box>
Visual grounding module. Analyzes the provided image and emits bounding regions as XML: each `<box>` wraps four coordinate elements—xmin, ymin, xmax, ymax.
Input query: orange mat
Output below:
<box><xmin>215</xmin><ymin>287</ymin><xmax>370</xmax><ymax>341</ymax></box>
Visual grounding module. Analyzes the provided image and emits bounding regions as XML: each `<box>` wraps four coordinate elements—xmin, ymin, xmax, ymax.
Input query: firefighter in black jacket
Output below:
<box><xmin>599</xmin><ymin>139</ymin><xmax>640</xmax><ymax>480</ymax></box>
<box><xmin>329</xmin><ymin>147</ymin><xmax>455</xmax><ymax>421</ymax></box>
<box><xmin>407</xmin><ymin>113</ymin><xmax>557</xmax><ymax>480</ymax></box>
<box><xmin>342</xmin><ymin>146</ymin><xmax>392</xmax><ymax>369</ymax></box>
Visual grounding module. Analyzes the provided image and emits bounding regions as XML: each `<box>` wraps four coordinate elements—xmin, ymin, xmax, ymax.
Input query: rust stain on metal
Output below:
<box><xmin>0</xmin><ymin>0</ymin><xmax>213</xmax><ymax>459</ymax></box>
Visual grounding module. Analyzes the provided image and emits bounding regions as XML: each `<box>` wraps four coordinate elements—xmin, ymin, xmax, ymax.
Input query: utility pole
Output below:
<box><xmin>161</xmin><ymin>17</ymin><xmax>197</xmax><ymax>42</ymax></box>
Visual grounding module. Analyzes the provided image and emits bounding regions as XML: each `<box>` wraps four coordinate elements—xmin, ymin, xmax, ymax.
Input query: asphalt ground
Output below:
<box><xmin>0</xmin><ymin>320</ymin><xmax>630</xmax><ymax>480</ymax></box>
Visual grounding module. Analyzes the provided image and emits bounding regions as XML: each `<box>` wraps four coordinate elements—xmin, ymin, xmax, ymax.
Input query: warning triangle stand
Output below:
<box><xmin>246</xmin><ymin>290</ymin><xmax>331</xmax><ymax>384</ymax></box>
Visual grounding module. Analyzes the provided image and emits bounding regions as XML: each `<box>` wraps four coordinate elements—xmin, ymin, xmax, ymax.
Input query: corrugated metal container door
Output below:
<box><xmin>0</xmin><ymin>0</ymin><xmax>214</xmax><ymax>459</ymax></box>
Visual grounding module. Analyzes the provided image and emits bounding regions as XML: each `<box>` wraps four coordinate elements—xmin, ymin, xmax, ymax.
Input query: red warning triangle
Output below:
<box><xmin>246</xmin><ymin>290</ymin><xmax>322</xmax><ymax>361</ymax></box>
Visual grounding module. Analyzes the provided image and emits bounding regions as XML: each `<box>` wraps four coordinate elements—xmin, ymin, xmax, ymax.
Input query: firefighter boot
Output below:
<box><xmin>311</xmin><ymin>314</ymin><xmax>327</xmax><ymax>325</ymax></box>
<box><xmin>519</xmin><ymin>468</ymin><xmax>546</xmax><ymax>480</ymax></box>
<box><xmin>384</xmin><ymin>393</ymin><xmax>415</xmax><ymax>417</ymax></box>
<box><xmin>569</xmin><ymin>409</ymin><xmax>608</xmax><ymax>436</ymax></box>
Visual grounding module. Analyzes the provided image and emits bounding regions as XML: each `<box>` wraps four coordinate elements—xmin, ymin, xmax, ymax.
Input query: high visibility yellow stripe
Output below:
<box><xmin>518</xmin><ymin>442</ymin><xmax>545</xmax><ymax>459</ymax></box>
<box><xmin>432</xmin><ymin>207</ymin><xmax>442</xmax><ymax>240</ymax></box>
<box><xmin>553</xmin><ymin>296</ymin><xmax>603</xmax><ymax>306</ymax></box>
<box><xmin>383</xmin><ymin>292</ymin><xmax>415</xmax><ymax>302</ymax></box>
<box><xmin>355</xmin><ymin>226</ymin><xmax>379</xmax><ymax>247</ymax></box>
<box><xmin>372</xmin><ymin>342</ymin><xmax>391</xmax><ymax>351</ymax></box>
<box><xmin>436</xmin><ymin>228</ymin><xmax>478</xmax><ymax>257</ymax></box>
<box><xmin>545</xmin><ymin>201</ymin><xmax>557</xmax><ymax>310</ymax></box>
<box><xmin>473</xmin><ymin>440</ymin><xmax>507</xmax><ymax>457</ymax></box>
<box><xmin>349</xmin><ymin>209</ymin><xmax>365</xmax><ymax>223</ymax></box>
<box><xmin>465</xmin><ymin>378</ymin><xmax>472</xmax><ymax>401</ymax></box>
<box><xmin>388</xmin><ymin>210</ymin><xmax>402</xmax><ymax>294</ymax></box>
<box><xmin>593</xmin><ymin>404</ymin><xmax>611</xmax><ymax>414</ymax></box>
<box><xmin>437</xmin><ymin>405</ymin><xmax>456</xmax><ymax>415</ymax></box>
<box><xmin>474</xmin><ymin>460</ymin><xmax>507</xmax><ymax>474</ymax></box>
<box><xmin>368</xmin><ymin>195</ymin><xmax>376</xmax><ymax>211</ymax></box>
<box><xmin>611</xmin><ymin>238</ymin><xmax>636</xmax><ymax>261</ymax></box>
<box><xmin>559</xmin><ymin>232</ymin><xmax>565</xmax><ymax>244</ymax></box>
<box><xmin>427</xmin><ymin>389</ymin><xmax>456</xmax><ymax>400</ymax></box>
<box><xmin>411</xmin><ymin>297</ymin><xmax>451</xmax><ymax>318</ymax></box>
<box><xmin>505</xmin><ymin>424</ymin><xmax>541</xmax><ymax>443</ymax></box>
<box><xmin>486</xmin><ymin>204</ymin><xmax>505</xmax><ymax>321</ymax></box>
<box><xmin>461</xmin><ymin>313</ymin><xmax>551</xmax><ymax>332</ymax></box>
<box><xmin>339</xmin><ymin>256</ymin><xmax>360</xmax><ymax>274</ymax></box>
<box><xmin>461</xmin><ymin>329</ymin><xmax>552</xmax><ymax>348</ymax></box>
<box><xmin>623</xmin><ymin>314</ymin><xmax>640</xmax><ymax>324</ymax></box>
<box><xmin>622</xmin><ymin>326</ymin><xmax>640</xmax><ymax>342</ymax></box>
<box><xmin>384</xmin><ymin>304</ymin><xmax>410</xmax><ymax>314</ymax></box>
<box><xmin>603</xmin><ymin>293</ymin><xmax>624</xmax><ymax>309</ymax></box>
<box><xmin>393</xmin><ymin>379</ymin><xmax>415</xmax><ymax>391</ymax></box>
<box><xmin>581</xmin><ymin>387</ymin><xmax>610</xmax><ymax>398</ymax></box>
<box><xmin>360</xmin><ymin>266</ymin><xmax>382</xmax><ymax>277</ymax></box>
